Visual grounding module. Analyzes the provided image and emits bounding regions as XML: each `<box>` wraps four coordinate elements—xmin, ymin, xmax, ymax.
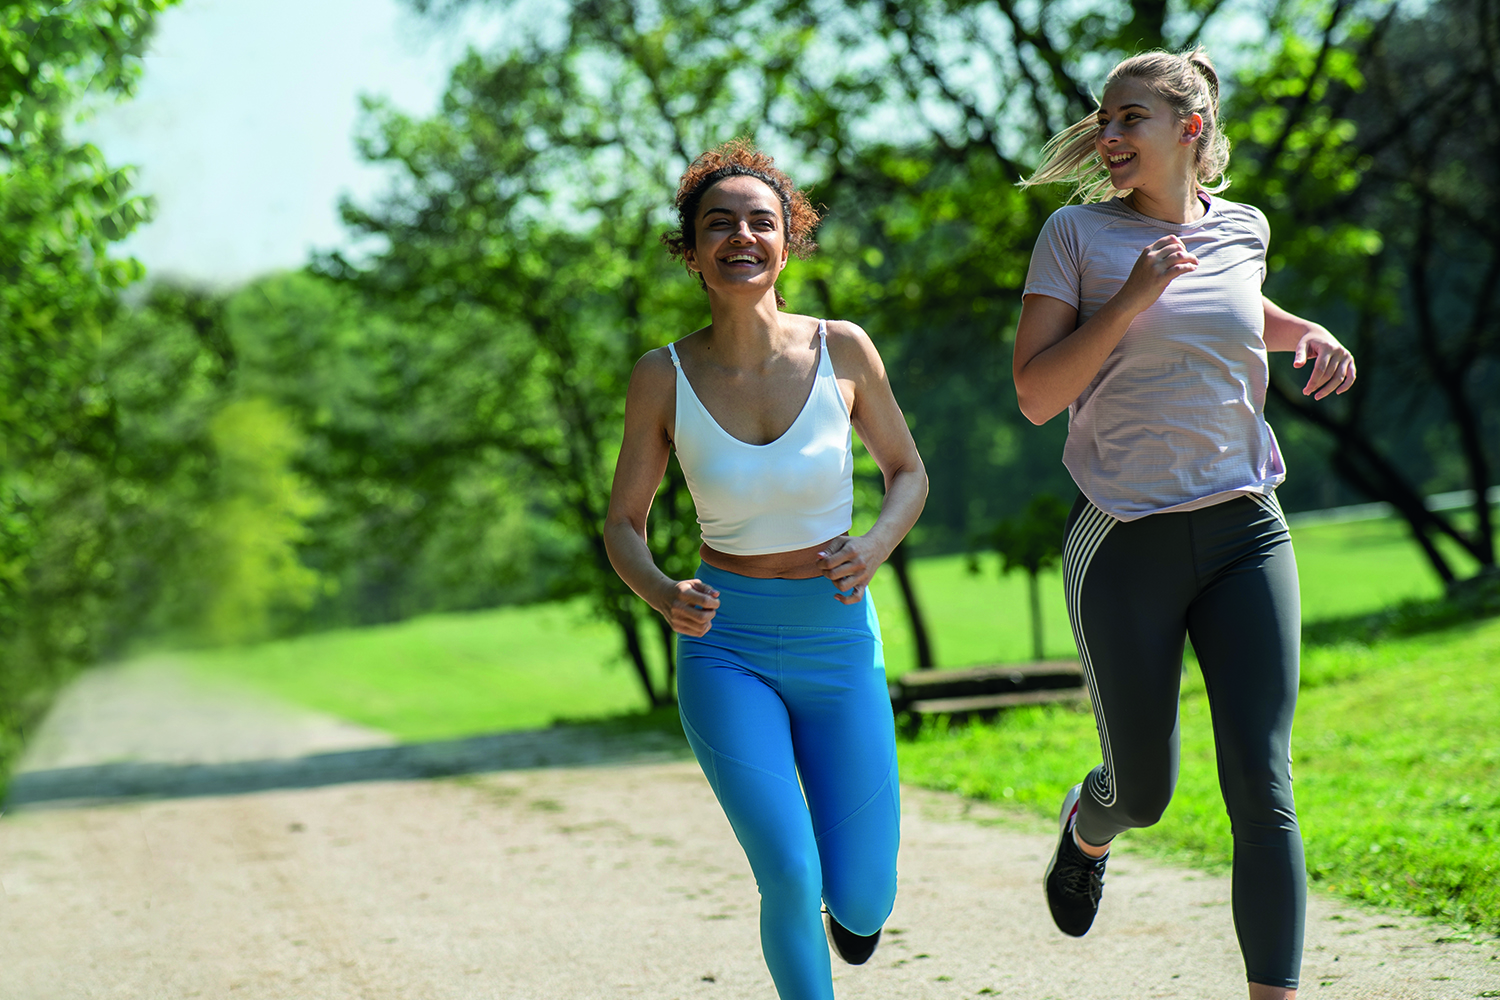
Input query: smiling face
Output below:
<box><xmin>683</xmin><ymin>175</ymin><xmax>790</xmax><ymax>300</ymax></box>
<box><xmin>1095</xmin><ymin>77</ymin><xmax>1202</xmax><ymax>196</ymax></box>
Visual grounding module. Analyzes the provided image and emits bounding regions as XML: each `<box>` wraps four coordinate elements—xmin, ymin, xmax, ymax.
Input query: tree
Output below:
<box><xmin>1228</xmin><ymin>0</ymin><xmax>1500</xmax><ymax>587</ymax></box>
<box><xmin>983</xmin><ymin>493</ymin><xmax>1068</xmax><ymax>660</ymax></box>
<box><xmin>1</xmin><ymin>1</ymin><xmax>179</xmax><ymax>776</ymax></box>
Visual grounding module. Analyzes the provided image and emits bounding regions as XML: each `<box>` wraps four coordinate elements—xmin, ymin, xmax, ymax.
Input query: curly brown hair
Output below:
<box><xmin>662</xmin><ymin>138</ymin><xmax>821</xmax><ymax>307</ymax></box>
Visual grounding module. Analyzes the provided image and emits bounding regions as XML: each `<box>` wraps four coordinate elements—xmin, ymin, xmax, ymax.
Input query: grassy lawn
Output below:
<box><xmin>897</xmin><ymin>614</ymin><xmax>1500</xmax><ymax>934</ymax></box>
<box><xmin>176</xmin><ymin>601</ymin><xmax>646</xmax><ymax>742</ymax></box>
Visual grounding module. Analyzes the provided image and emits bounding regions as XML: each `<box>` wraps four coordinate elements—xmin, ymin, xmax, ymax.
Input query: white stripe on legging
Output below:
<box><xmin>1246</xmin><ymin>490</ymin><xmax>1287</xmax><ymax>528</ymax></box>
<box><xmin>1062</xmin><ymin>499</ymin><xmax>1119</xmax><ymax>808</ymax></box>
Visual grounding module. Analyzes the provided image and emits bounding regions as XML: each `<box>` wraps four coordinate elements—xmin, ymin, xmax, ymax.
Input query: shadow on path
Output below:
<box><xmin>5</xmin><ymin>724</ymin><xmax>691</xmax><ymax>810</ymax></box>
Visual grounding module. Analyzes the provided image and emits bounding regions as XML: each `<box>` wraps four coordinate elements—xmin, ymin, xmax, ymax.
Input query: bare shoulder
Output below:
<box><xmin>626</xmin><ymin>345</ymin><xmax>678</xmax><ymax>424</ymax></box>
<box><xmin>822</xmin><ymin>318</ymin><xmax>885</xmax><ymax>381</ymax></box>
<box><xmin>630</xmin><ymin>345</ymin><xmax>677</xmax><ymax>392</ymax></box>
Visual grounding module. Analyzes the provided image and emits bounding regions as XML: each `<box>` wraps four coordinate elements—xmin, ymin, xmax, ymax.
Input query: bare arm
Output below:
<box><xmin>603</xmin><ymin>350</ymin><xmax>720</xmax><ymax>636</ymax></box>
<box><xmin>1013</xmin><ymin>234</ymin><xmax>1199</xmax><ymax>425</ymax></box>
<box><xmin>1262</xmin><ymin>295</ymin><xmax>1357</xmax><ymax>400</ymax></box>
<box><xmin>818</xmin><ymin>322</ymin><xmax>929</xmax><ymax>604</ymax></box>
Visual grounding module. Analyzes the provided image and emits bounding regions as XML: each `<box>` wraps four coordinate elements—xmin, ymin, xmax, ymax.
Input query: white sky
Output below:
<box><xmin>81</xmin><ymin>0</ymin><xmax>501</xmax><ymax>287</ymax></box>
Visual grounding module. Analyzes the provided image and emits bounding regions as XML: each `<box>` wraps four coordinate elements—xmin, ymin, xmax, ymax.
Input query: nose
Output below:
<box><xmin>729</xmin><ymin>221</ymin><xmax>755</xmax><ymax>241</ymax></box>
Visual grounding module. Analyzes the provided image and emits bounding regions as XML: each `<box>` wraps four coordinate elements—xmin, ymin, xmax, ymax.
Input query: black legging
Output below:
<box><xmin>1064</xmin><ymin>492</ymin><xmax>1305</xmax><ymax>990</ymax></box>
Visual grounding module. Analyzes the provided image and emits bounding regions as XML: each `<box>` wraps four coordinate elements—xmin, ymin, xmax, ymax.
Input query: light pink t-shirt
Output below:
<box><xmin>1023</xmin><ymin>195</ymin><xmax>1285</xmax><ymax>521</ymax></box>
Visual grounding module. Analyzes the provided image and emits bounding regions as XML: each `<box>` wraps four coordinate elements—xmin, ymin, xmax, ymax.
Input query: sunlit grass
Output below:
<box><xmin>177</xmin><ymin>600</ymin><xmax>648</xmax><ymax>742</ymax></box>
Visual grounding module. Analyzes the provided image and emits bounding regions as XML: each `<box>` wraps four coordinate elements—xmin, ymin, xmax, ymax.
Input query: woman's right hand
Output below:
<box><xmin>658</xmin><ymin>579</ymin><xmax>721</xmax><ymax>636</ymax></box>
<box><xmin>1118</xmin><ymin>235</ymin><xmax>1199</xmax><ymax>314</ymax></box>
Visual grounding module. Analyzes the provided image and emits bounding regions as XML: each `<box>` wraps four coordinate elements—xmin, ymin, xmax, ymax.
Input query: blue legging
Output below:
<box><xmin>677</xmin><ymin>562</ymin><xmax>900</xmax><ymax>1000</ymax></box>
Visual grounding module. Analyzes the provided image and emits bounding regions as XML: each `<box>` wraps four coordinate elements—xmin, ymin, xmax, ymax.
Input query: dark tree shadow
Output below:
<box><xmin>4</xmin><ymin>712</ymin><xmax>691</xmax><ymax>811</ymax></box>
<box><xmin>1302</xmin><ymin>572</ymin><xmax>1500</xmax><ymax>647</ymax></box>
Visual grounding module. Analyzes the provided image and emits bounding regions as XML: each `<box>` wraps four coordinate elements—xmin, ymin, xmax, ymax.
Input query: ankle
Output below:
<box><xmin>1073</xmin><ymin>828</ymin><xmax>1111</xmax><ymax>859</ymax></box>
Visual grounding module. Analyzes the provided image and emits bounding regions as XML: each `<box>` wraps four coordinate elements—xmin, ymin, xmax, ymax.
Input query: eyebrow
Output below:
<box><xmin>1098</xmin><ymin>103</ymin><xmax>1151</xmax><ymax>115</ymax></box>
<box><xmin>701</xmin><ymin>206</ymin><xmax>779</xmax><ymax>219</ymax></box>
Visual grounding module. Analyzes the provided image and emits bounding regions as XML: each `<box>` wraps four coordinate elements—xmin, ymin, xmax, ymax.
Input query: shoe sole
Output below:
<box><xmin>1043</xmin><ymin>782</ymin><xmax>1083</xmax><ymax>892</ymax></box>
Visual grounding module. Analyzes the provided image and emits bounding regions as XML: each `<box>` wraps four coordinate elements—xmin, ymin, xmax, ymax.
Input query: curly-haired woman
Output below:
<box><xmin>1013</xmin><ymin>48</ymin><xmax>1356</xmax><ymax>1000</ymax></box>
<box><xmin>604</xmin><ymin>139</ymin><xmax>927</xmax><ymax>999</ymax></box>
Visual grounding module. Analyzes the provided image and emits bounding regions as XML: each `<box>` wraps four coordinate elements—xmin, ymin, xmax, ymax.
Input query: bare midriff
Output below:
<box><xmin>699</xmin><ymin>536</ymin><xmax>844</xmax><ymax>580</ymax></box>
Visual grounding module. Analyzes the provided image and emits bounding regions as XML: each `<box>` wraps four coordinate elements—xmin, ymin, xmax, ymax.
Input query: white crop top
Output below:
<box><xmin>668</xmin><ymin>320</ymin><xmax>854</xmax><ymax>556</ymax></box>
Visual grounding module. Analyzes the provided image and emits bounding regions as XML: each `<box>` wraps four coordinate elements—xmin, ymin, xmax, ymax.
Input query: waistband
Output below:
<box><xmin>694</xmin><ymin>561</ymin><xmax>876</xmax><ymax>631</ymax></box>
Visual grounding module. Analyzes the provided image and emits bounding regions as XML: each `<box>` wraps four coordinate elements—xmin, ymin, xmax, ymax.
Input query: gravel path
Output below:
<box><xmin>1</xmin><ymin>660</ymin><xmax>1495</xmax><ymax>999</ymax></box>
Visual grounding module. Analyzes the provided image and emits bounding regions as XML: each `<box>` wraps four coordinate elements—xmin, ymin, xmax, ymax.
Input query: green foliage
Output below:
<box><xmin>0</xmin><ymin>0</ymin><xmax>178</xmax><ymax>780</ymax></box>
<box><xmin>194</xmin><ymin>398</ymin><xmax>325</xmax><ymax>644</ymax></box>
<box><xmin>985</xmin><ymin>493</ymin><xmax>1069</xmax><ymax>579</ymax></box>
<box><xmin>1227</xmin><ymin>0</ymin><xmax>1500</xmax><ymax>580</ymax></box>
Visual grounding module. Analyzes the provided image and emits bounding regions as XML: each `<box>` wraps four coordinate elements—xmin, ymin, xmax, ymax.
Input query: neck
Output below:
<box><xmin>1124</xmin><ymin>172</ymin><xmax>1205</xmax><ymax>224</ymax></box>
<box><xmin>702</xmin><ymin>288</ymin><xmax>795</xmax><ymax>366</ymax></box>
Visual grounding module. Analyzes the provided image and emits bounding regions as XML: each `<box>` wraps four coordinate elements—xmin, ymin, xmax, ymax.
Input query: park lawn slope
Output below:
<box><xmin>896</xmin><ymin>615</ymin><xmax>1500</xmax><ymax>934</ymax></box>
<box><xmin>175</xmin><ymin>600</ymin><xmax>655</xmax><ymax>742</ymax></box>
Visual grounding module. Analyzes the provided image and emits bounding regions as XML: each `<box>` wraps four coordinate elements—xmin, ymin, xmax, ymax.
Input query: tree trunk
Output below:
<box><xmin>654</xmin><ymin>613</ymin><xmax>677</xmax><ymax>702</ymax></box>
<box><xmin>1028</xmin><ymin>569</ymin><xmax>1044</xmax><ymax>661</ymax></box>
<box><xmin>613</xmin><ymin>607</ymin><xmax>662</xmax><ymax>708</ymax></box>
<box><xmin>887</xmin><ymin>539</ymin><xmax>935</xmax><ymax>669</ymax></box>
<box><xmin>1269</xmin><ymin>378</ymin><xmax>1467</xmax><ymax>585</ymax></box>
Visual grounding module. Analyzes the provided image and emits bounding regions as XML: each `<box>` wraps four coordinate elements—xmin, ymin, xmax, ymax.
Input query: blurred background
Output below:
<box><xmin>3</xmin><ymin>0</ymin><xmax>1498</xmax><ymax>768</ymax></box>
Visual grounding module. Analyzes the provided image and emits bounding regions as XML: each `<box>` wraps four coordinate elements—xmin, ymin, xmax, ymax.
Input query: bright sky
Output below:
<box><xmin>82</xmin><ymin>0</ymin><xmax>500</xmax><ymax>287</ymax></box>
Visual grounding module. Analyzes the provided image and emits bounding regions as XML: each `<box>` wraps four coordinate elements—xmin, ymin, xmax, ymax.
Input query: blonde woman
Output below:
<box><xmin>1013</xmin><ymin>48</ymin><xmax>1355</xmax><ymax>1000</ymax></box>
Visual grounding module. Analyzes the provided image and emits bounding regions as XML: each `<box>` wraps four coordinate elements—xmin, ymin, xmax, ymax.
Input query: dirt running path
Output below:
<box><xmin>1</xmin><ymin>661</ymin><xmax>1495</xmax><ymax>999</ymax></box>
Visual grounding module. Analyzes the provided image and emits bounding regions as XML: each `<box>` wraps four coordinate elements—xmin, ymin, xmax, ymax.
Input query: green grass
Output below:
<box><xmin>176</xmin><ymin>600</ymin><xmax>649</xmax><ymax>742</ymax></box>
<box><xmin>896</xmin><ymin>614</ymin><xmax>1500</xmax><ymax>934</ymax></box>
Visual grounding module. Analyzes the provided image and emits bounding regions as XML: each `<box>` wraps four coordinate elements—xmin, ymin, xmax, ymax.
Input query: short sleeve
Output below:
<box><xmin>1023</xmin><ymin>209</ymin><xmax>1083</xmax><ymax>308</ymax></box>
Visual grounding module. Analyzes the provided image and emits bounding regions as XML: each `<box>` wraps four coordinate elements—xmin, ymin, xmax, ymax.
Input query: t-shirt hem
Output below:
<box><xmin>1079</xmin><ymin>481</ymin><xmax>1283</xmax><ymax>522</ymax></box>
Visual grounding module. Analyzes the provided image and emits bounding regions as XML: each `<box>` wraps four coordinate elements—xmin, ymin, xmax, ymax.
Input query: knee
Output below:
<box><xmin>754</xmin><ymin>847</ymin><xmax>823</xmax><ymax>910</ymax></box>
<box><xmin>1223</xmin><ymin>767</ymin><xmax>1298</xmax><ymax>837</ymax></box>
<box><xmin>1112</xmin><ymin>783</ymin><xmax>1173</xmax><ymax>829</ymax></box>
<box><xmin>824</xmin><ymin>873</ymin><xmax>896</xmax><ymax>937</ymax></box>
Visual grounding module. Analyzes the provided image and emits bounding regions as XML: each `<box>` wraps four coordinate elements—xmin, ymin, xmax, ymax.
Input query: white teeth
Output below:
<box><xmin>1109</xmin><ymin>153</ymin><xmax>1134</xmax><ymax>164</ymax></box>
<box><xmin>725</xmin><ymin>254</ymin><xmax>760</xmax><ymax>263</ymax></box>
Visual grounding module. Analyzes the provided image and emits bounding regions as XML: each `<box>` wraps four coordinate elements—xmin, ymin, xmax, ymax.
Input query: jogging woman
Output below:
<box><xmin>604</xmin><ymin>140</ymin><xmax>927</xmax><ymax>1000</ymax></box>
<box><xmin>1013</xmin><ymin>49</ymin><xmax>1356</xmax><ymax>1000</ymax></box>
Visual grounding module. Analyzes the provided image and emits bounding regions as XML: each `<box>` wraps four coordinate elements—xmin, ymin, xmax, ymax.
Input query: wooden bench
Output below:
<box><xmin>890</xmin><ymin>659</ymin><xmax>1086</xmax><ymax>725</ymax></box>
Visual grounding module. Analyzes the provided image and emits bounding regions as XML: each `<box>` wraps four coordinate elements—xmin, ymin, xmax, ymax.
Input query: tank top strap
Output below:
<box><xmin>666</xmin><ymin>342</ymin><xmax>682</xmax><ymax>368</ymax></box>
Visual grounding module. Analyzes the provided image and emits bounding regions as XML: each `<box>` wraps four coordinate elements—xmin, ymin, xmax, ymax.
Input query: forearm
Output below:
<box><xmin>602</xmin><ymin>516</ymin><xmax>674</xmax><ymax>614</ymax></box>
<box><xmin>1262</xmin><ymin>296</ymin><xmax>1322</xmax><ymax>351</ymax></box>
<box><xmin>1015</xmin><ymin>294</ymin><xmax>1141</xmax><ymax>424</ymax></box>
<box><xmin>863</xmin><ymin>462</ymin><xmax>929</xmax><ymax>560</ymax></box>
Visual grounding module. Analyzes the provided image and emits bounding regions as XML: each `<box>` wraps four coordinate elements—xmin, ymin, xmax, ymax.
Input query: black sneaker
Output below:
<box><xmin>1043</xmin><ymin>783</ymin><xmax>1108</xmax><ymax>937</ymax></box>
<box><xmin>824</xmin><ymin>909</ymin><xmax>881</xmax><ymax>965</ymax></box>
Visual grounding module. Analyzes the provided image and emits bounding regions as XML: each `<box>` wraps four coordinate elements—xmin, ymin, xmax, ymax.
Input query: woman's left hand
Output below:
<box><xmin>1292</xmin><ymin>328</ymin><xmax>1357</xmax><ymax>400</ymax></box>
<box><xmin>817</xmin><ymin>535</ymin><xmax>888</xmax><ymax>604</ymax></box>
